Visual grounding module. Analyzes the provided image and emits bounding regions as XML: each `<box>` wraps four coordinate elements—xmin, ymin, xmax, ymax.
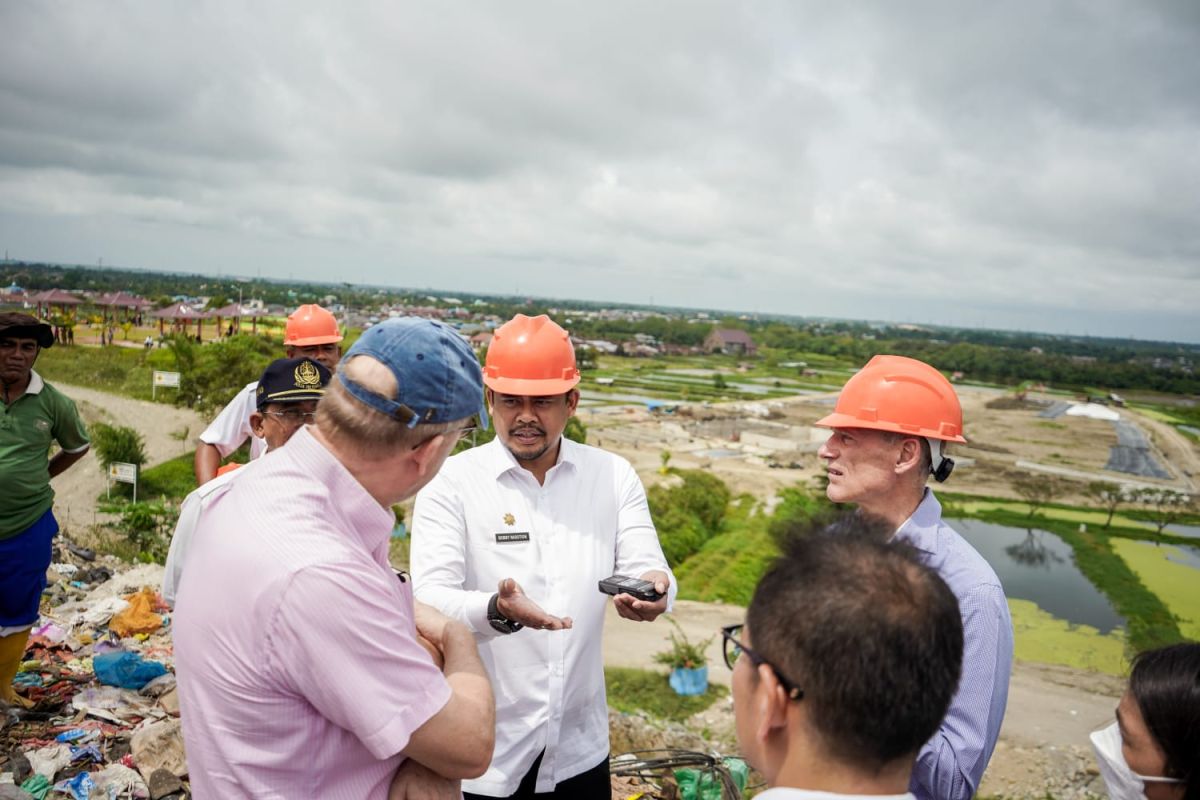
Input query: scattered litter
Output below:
<box><xmin>1</xmin><ymin>559</ymin><xmax>179</xmax><ymax>794</ymax></box>
<box><xmin>108</xmin><ymin>589</ymin><xmax>165</xmax><ymax>638</ymax></box>
<box><xmin>130</xmin><ymin>720</ymin><xmax>188</xmax><ymax>780</ymax></box>
<box><xmin>93</xmin><ymin>652</ymin><xmax>168</xmax><ymax>691</ymax></box>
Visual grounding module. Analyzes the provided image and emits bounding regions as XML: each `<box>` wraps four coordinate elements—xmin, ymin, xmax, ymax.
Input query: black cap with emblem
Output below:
<box><xmin>255</xmin><ymin>357</ymin><xmax>332</xmax><ymax>410</ymax></box>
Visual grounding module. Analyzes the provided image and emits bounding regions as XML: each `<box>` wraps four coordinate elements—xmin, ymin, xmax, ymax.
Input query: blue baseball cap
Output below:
<box><xmin>340</xmin><ymin>318</ymin><xmax>488</xmax><ymax>430</ymax></box>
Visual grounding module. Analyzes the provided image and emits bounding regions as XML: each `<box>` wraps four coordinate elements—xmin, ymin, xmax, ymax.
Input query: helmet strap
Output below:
<box><xmin>927</xmin><ymin>437</ymin><xmax>955</xmax><ymax>483</ymax></box>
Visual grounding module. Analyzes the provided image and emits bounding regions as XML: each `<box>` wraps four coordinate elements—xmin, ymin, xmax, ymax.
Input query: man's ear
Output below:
<box><xmin>250</xmin><ymin>412</ymin><xmax>266</xmax><ymax>439</ymax></box>
<box><xmin>566</xmin><ymin>389</ymin><xmax>580</xmax><ymax>416</ymax></box>
<box><xmin>410</xmin><ymin>433</ymin><xmax>448</xmax><ymax>477</ymax></box>
<box><xmin>754</xmin><ymin>662</ymin><xmax>791</xmax><ymax>744</ymax></box>
<box><xmin>894</xmin><ymin>437</ymin><xmax>923</xmax><ymax>476</ymax></box>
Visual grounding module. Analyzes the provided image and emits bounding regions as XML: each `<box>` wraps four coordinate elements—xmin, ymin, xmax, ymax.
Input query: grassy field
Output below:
<box><xmin>36</xmin><ymin>343</ymin><xmax>179</xmax><ymax>403</ymax></box>
<box><xmin>582</xmin><ymin>353</ymin><xmax>849</xmax><ymax>405</ymax></box>
<box><xmin>604</xmin><ymin>666</ymin><xmax>727</xmax><ymax>722</ymax></box>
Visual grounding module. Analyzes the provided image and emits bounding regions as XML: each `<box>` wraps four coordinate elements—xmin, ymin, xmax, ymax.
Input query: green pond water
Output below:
<box><xmin>1110</xmin><ymin>539</ymin><xmax>1200</xmax><ymax>640</ymax></box>
<box><xmin>952</xmin><ymin>520</ymin><xmax>1200</xmax><ymax>676</ymax></box>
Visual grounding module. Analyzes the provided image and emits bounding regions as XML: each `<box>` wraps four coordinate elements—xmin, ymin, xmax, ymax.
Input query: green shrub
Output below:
<box><xmin>648</xmin><ymin>470</ymin><xmax>733</xmax><ymax>566</ymax></box>
<box><xmin>113</xmin><ymin>501</ymin><xmax>178</xmax><ymax>562</ymax></box>
<box><xmin>767</xmin><ymin>486</ymin><xmax>838</xmax><ymax>549</ymax></box>
<box><xmin>90</xmin><ymin>423</ymin><xmax>147</xmax><ymax>469</ymax></box>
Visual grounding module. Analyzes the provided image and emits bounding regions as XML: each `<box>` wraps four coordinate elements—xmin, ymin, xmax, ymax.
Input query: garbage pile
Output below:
<box><xmin>1</xmin><ymin>548</ymin><xmax>186</xmax><ymax>800</ymax></box>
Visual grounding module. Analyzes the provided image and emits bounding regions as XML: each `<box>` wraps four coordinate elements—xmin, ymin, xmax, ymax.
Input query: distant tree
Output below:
<box><xmin>1011</xmin><ymin>476</ymin><xmax>1058</xmax><ymax>518</ymax></box>
<box><xmin>1135</xmin><ymin>489</ymin><xmax>1195</xmax><ymax>535</ymax></box>
<box><xmin>712</xmin><ymin>373</ymin><xmax>727</xmax><ymax>390</ymax></box>
<box><xmin>660</xmin><ymin>450</ymin><xmax>672</xmax><ymax>474</ymax></box>
<box><xmin>574</xmin><ymin>345</ymin><xmax>596</xmax><ymax>371</ymax></box>
<box><xmin>1084</xmin><ymin>481</ymin><xmax>1126</xmax><ymax>528</ymax></box>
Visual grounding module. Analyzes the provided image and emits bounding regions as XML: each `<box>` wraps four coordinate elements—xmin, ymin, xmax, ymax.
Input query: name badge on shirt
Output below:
<box><xmin>494</xmin><ymin>532</ymin><xmax>530</xmax><ymax>544</ymax></box>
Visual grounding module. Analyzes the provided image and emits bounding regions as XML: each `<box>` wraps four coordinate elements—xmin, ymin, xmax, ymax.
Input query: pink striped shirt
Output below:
<box><xmin>174</xmin><ymin>426</ymin><xmax>451</xmax><ymax>799</ymax></box>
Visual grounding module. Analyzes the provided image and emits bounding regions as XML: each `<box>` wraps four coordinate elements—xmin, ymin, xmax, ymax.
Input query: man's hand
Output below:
<box><xmin>388</xmin><ymin>759</ymin><xmax>460</xmax><ymax>800</ymax></box>
<box><xmin>414</xmin><ymin>600</ymin><xmax>456</xmax><ymax>649</ymax></box>
<box><xmin>496</xmin><ymin>578</ymin><xmax>572</xmax><ymax>630</ymax></box>
<box><xmin>416</xmin><ymin>634</ymin><xmax>445</xmax><ymax>670</ymax></box>
<box><xmin>613</xmin><ymin>570</ymin><xmax>670</xmax><ymax>622</ymax></box>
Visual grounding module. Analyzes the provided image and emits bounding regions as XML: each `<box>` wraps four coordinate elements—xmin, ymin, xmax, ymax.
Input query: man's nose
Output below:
<box><xmin>817</xmin><ymin>435</ymin><xmax>835</xmax><ymax>459</ymax></box>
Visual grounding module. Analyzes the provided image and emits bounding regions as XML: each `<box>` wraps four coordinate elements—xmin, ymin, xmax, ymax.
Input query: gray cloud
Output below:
<box><xmin>1</xmin><ymin>1</ymin><xmax>1197</xmax><ymax>341</ymax></box>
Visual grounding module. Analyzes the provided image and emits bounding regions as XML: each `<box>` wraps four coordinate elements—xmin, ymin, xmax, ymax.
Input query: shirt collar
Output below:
<box><xmin>483</xmin><ymin>434</ymin><xmax>577</xmax><ymax>481</ymax></box>
<box><xmin>894</xmin><ymin>488</ymin><xmax>942</xmax><ymax>555</ymax></box>
<box><xmin>286</xmin><ymin>426</ymin><xmax>395</xmax><ymax>556</ymax></box>
<box><xmin>26</xmin><ymin>370</ymin><xmax>45</xmax><ymax>395</ymax></box>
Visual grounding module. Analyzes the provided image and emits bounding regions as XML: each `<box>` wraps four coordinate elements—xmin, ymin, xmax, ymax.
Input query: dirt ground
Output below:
<box><xmin>586</xmin><ymin>386</ymin><xmax>1199</xmax><ymax>505</ymax></box>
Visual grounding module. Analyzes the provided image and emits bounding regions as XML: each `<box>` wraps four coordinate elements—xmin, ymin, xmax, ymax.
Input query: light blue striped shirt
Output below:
<box><xmin>897</xmin><ymin>490</ymin><xmax>1013</xmax><ymax>800</ymax></box>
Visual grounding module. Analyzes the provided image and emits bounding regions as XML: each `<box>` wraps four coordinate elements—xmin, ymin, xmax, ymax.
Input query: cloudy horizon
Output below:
<box><xmin>2</xmin><ymin>2</ymin><xmax>1197</xmax><ymax>343</ymax></box>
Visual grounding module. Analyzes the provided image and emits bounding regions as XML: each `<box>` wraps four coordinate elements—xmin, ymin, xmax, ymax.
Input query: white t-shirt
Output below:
<box><xmin>198</xmin><ymin>382</ymin><xmax>267</xmax><ymax>461</ymax></box>
<box><xmin>411</xmin><ymin>436</ymin><xmax>676</xmax><ymax>797</ymax></box>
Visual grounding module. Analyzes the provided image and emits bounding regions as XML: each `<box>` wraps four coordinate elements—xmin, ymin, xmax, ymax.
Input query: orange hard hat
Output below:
<box><xmin>483</xmin><ymin>314</ymin><xmax>580</xmax><ymax>396</ymax></box>
<box><xmin>284</xmin><ymin>304</ymin><xmax>343</xmax><ymax>346</ymax></box>
<box><xmin>816</xmin><ymin>355</ymin><xmax>966</xmax><ymax>443</ymax></box>
<box><xmin>215</xmin><ymin>462</ymin><xmax>243</xmax><ymax>476</ymax></box>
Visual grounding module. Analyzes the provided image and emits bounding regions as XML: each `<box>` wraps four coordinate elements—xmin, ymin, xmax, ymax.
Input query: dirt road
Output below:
<box><xmin>48</xmin><ymin>382</ymin><xmax>208</xmax><ymax>531</ymax></box>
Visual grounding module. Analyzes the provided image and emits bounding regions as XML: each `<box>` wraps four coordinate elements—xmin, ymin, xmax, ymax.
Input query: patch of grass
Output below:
<box><xmin>35</xmin><ymin>343</ymin><xmax>178</xmax><ymax>402</ymax></box>
<box><xmin>138</xmin><ymin>451</ymin><xmax>202</xmax><ymax>501</ymax></box>
<box><xmin>604</xmin><ymin>666</ymin><xmax>727</xmax><ymax>722</ymax></box>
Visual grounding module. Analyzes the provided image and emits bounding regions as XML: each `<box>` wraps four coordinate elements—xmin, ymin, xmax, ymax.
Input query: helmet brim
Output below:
<box><xmin>814</xmin><ymin>411</ymin><xmax>967</xmax><ymax>443</ymax></box>
<box><xmin>484</xmin><ymin>375</ymin><xmax>581</xmax><ymax>396</ymax></box>
<box><xmin>284</xmin><ymin>334</ymin><xmax>344</xmax><ymax>346</ymax></box>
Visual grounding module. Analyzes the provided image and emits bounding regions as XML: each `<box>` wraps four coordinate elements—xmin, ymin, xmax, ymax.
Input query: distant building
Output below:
<box><xmin>704</xmin><ymin>328</ymin><xmax>757</xmax><ymax>356</ymax></box>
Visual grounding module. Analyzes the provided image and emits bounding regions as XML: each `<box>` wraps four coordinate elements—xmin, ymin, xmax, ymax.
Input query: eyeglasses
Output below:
<box><xmin>263</xmin><ymin>409</ymin><xmax>317</xmax><ymax>425</ymax></box>
<box><xmin>455</xmin><ymin>424</ymin><xmax>479</xmax><ymax>441</ymax></box>
<box><xmin>721</xmin><ymin>624</ymin><xmax>804</xmax><ymax>700</ymax></box>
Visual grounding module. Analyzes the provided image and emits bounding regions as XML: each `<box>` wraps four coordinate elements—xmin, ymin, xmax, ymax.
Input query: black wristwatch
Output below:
<box><xmin>487</xmin><ymin>593</ymin><xmax>523</xmax><ymax>635</ymax></box>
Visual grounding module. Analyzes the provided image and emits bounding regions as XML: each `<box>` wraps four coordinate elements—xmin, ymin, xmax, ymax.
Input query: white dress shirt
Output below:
<box><xmin>411</xmin><ymin>436</ymin><xmax>676</xmax><ymax>797</ymax></box>
<box><xmin>198</xmin><ymin>382</ymin><xmax>267</xmax><ymax>460</ymax></box>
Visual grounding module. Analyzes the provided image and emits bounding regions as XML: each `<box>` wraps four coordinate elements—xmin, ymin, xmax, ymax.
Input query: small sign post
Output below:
<box><xmin>152</xmin><ymin>370</ymin><xmax>181</xmax><ymax>400</ymax></box>
<box><xmin>107</xmin><ymin>462</ymin><xmax>139</xmax><ymax>503</ymax></box>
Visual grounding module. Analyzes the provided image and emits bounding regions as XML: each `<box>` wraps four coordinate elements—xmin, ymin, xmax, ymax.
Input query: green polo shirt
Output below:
<box><xmin>0</xmin><ymin>370</ymin><xmax>90</xmax><ymax>540</ymax></box>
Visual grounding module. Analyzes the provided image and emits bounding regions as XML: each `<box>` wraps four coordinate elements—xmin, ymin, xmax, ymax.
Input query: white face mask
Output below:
<box><xmin>1090</xmin><ymin>721</ymin><xmax>1183</xmax><ymax>800</ymax></box>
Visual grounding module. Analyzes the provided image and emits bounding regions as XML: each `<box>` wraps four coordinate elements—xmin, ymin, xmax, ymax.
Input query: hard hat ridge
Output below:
<box><xmin>483</xmin><ymin>314</ymin><xmax>581</xmax><ymax>396</ymax></box>
<box><xmin>284</xmin><ymin>304</ymin><xmax>343</xmax><ymax>346</ymax></box>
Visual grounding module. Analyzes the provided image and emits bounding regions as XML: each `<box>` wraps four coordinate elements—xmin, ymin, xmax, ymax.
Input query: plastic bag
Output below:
<box><xmin>93</xmin><ymin>651</ymin><xmax>167</xmax><ymax>690</ymax></box>
<box><xmin>674</xmin><ymin>758</ymin><xmax>748</xmax><ymax>800</ymax></box>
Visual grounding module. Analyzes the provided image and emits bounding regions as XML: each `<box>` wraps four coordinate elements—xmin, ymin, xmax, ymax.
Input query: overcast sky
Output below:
<box><xmin>2</xmin><ymin>2</ymin><xmax>1197</xmax><ymax>342</ymax></box>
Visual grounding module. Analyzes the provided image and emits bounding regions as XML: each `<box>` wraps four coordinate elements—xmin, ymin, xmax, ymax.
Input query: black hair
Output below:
<box><xmin>746</xmin><ymin>514</ymin><xmax>963</xmax><ymax>770</ymax></box>
<box><xmin>1129</xmin><ymin>642</ymin><xmax>1200</xmax><ymax>799</ymax></box>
